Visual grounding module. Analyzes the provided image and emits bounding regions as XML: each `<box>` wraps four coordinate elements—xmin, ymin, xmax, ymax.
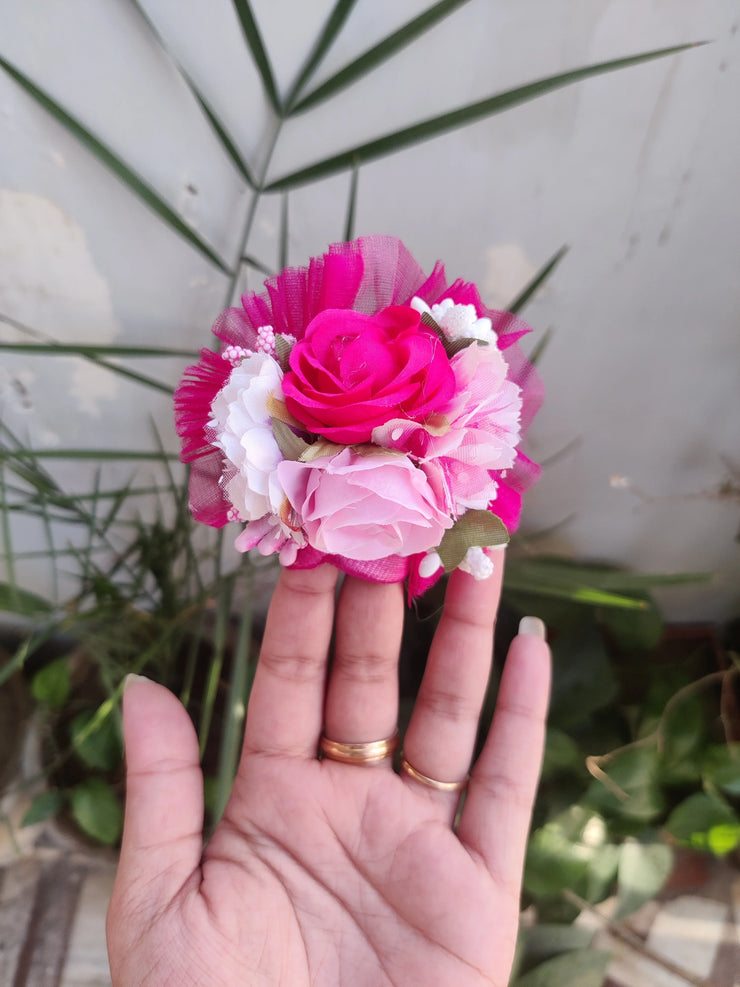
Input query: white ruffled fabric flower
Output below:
<box><xmin>458</xmin><ymin>545</ymin><xmax>495</xmax><ymax>580</ymax></box>
<box><xmin>208</xmin><ymin>352</ymin><xmax>285</xmax><ymax>522</ymax></box>
<box><xmin>410</xmin><ymin>296</ymin><xmax>496</xmax><ymax>345</ymax></box>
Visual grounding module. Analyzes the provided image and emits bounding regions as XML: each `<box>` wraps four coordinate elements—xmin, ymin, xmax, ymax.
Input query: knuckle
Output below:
<box><xmin>333</xmin><ymin>647</ymin><xmax>396</xmax><ymax>685</ymax></box>
<box><xmin>258</xmin><ymin>646</ymin><xmax>325</xmax><ymax>683</ymax></box>
<box><xmin>418</xmin><ymin>685</ymin><xmax>479</xmax><ymax>724</ymax></box>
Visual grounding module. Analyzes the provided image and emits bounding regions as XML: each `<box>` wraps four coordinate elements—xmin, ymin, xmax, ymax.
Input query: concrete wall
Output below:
<box><xmin>1</xmin><ymin>0</ymin><xmax>738</xmax><ymax>620</ymax></box>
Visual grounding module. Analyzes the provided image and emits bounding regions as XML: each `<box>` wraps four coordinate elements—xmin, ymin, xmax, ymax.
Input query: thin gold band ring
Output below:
<box><xmin>400</xmin><ymin>756</ymin><xmax>469</xmax><ymax>792</ymax></box>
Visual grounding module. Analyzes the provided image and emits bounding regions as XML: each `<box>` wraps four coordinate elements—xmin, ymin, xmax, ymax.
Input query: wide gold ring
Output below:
<box><xmin>320</xmin><ymin>730</ymin><xmax>399</xmax><ymax>765</ymax></box>
<box><xmin>400</xmin><ymin>755</ymin><xmax>469</xmax><ymax>792</ymax></box>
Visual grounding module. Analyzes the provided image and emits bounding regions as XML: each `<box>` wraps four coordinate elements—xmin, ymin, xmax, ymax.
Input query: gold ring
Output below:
<box><xmin>400</xmin><ymin>756</ymin><xmax>469</xmax><ymax>792</ymax></box>
<box><xmin>320</xmin><ymin>730</ymin><xmax>398</xmax><ymax>765</ymax></box>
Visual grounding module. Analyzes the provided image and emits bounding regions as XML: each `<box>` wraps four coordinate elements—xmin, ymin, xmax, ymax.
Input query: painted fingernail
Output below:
<box><xmin>123</xmin><ymin>672</ymin><xmax>152</xmax><ymax>692</ymax></box>
<box><xmin>518</xmin><ymin>616</ymin><xmax>546</xmax><ymax>640</ymax></box>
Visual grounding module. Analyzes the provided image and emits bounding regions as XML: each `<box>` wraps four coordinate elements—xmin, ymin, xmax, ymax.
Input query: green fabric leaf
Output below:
<box><xmin>267</xmin><ymin>44</ymin><xmax>700</xmax><ymax>190</ymax></box>
<box><xmin>70</xmin><ymin>709</ymin><xmax>122</xmax><ymax>772</ymax></box>
<box><xmin>419</xmin><ymin>312</ymin><xmax>481</xmax><ymax>358</ymax></box>
<box><xmin>271</xmin><ymin>418</ymin><xmax>311</xmax><ymax>461</ymax></box>
<box><xmin>31</xmin><ymin>658</ymin><xmax>70</xmax><ymax>709</ymax></box>
<box><xmin>274</xmin><ymin>334</ymin><xmax>294</xmax><ymax>373</ymax></box>
<box><xmin>21</xmin><ymin>790</ymin><xmax>65</xmax><ymax>827</ymax></box>
<box><xmin>70</xmin><ymin>778</ymin><xmax>123</xmax><ymax>845</ymax></box>
<box><xmin>0</xmin><ymin>56</ymin><xmax>231</xmax><ymax>274</ymax></box>
<box><xmin>437</xmin><ymin>512</ymin><xmax>508</xmax><ymax>571</ymax></box>
<box><xmin>514</xmin><ymin>949</ymin><xmax>610</xmax><ymax>987</ymax></box>
<box><xmin>614</xmin><ymin>838</ymin><xmax>673</xmax><ymax>920</ymax></box>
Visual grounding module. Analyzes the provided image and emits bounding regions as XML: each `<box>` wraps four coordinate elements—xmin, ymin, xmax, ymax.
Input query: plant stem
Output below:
<box><xmin>221</xmin><ymin>113</ymin><xmax>284</xmax><ymax>312</ymax></box>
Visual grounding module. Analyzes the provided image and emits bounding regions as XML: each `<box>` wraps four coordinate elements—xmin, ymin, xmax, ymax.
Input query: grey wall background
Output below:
<box><xmin>1</xmin><ymin>0</ymin><xmax>738</xmax><ymax>620</ymax></box>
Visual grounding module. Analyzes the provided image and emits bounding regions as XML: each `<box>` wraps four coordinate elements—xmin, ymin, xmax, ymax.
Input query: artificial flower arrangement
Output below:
<box><xmin>175</xmin><ymin>236</ymin><xmax>542</xmax><ymax>599</ymax></box>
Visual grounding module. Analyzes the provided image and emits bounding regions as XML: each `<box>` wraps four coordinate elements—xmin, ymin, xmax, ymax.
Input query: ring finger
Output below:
<box><xmin>401</xmin><ymin>551</ymin><xmax>504</xmax><ymax>810</ymax></box>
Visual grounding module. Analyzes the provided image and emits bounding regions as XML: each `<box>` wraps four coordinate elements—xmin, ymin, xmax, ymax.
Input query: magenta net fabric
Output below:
<box><xmin>174</xmin><ymin>236</ymin><xmax>543</xmax><ymax>594</ymax></box>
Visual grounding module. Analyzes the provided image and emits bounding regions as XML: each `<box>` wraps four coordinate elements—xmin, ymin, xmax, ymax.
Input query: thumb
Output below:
<box><xmin>114</xmin><ymin>675</ymin><xmax>204</xmax><ymax>907</ymax></box>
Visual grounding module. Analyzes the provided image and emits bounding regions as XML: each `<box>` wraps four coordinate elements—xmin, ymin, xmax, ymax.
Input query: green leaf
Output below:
<box><xmin>70</xmin><ymin>709</ymin><xmax>122</xmax><ymax>772</ymax></box>
<box><xmin>271</xmin><ymin>418</ymin><xmax>311</xmax><ymax>461</ymax></box>
<box><xmin>70</xmin><ymin>778</ymin><xmax>123</xmax><ymax>845</ymax></box>
<box><xmin>128</xmin><ymin>0</ymin><xmax>256</xmax><ymax>187</ymax></box>
<box><xmin>21</xmin><ymin>790</ymin><xmax>65</xmax><ymax>827</ymax></box>
<box><xmin>659</xmin><ymin>692</ymin><xmax>706</xmax><ymax>785</ymax></box>
<box><xmin>541</xmin><ymin>728</ymin><xmax>582</xmax><ymax>778</ymax></box>
<box><xmin>290</xmin><ymin>0</ymin><xmax>474</xmax><ymax>115</ymax></box>
<box><xmin>274</xmin><ymin>334</ymin><xmax>294</xmax><ymax>373</ymax></box>
<box><xmin>509</xmin><ymin>246</ymin><xmax>568</xmax><ymax>315</ymax></box>
<box><xmin>614</xmin><ymin>838</ymin><xmax>673</xmax><ymax>920</ymax></box>
<box><xmin>548</xmin><ymin>626</ymin><xmax>618</xmax><ymax>729</ymax></box>
<box><xmin>506</xmin><ymin>556</ymin><xmax>710</xmax><ymax>594</ymax></box>
<box><xmin>520</xmin><ymin>924</ymin><xmax>595</xmax><ymax>971</ymax></box>
<box><xmin>524</xmin><ymin>806</ymin><xmax>611</xmax><ymax>900</ymax></box>
<box><xmin>437</xmin><ymin>511</ymin><xmax>508</xmax><ymax>571</ymax></box>
<box><xmin>343</xmin><ymin>161</ymin><xmax>359</xmax><ymax>241</ymax></box>
<box><xmin>31</xmin><ymin>658</ymin><xmax>70</xmax><ymax>709</ymax></box>
<box><xmin>598</xmin><ymin>594</ymin><xmax>663</xmax><ymax>652</ymax></box>
<box><xmin>279</xmin><ymin>193</ymin><xmax>289</xmax><ymax>269</ymax></box>
<box><xmin>267</xmin><ymin>43</ymin><xmax>701</xmax><ymax>190</ymax></box>
<box><xmin>585</xmin><ymin>745</ymin><xmax>665</xmax><ymax>822</ymax></box>
<box><xmin>0</xmin><ymin>582</ymin><xmax>53</xmax><ymax>616</ymax></box>
<box><xmin>284</xmin><ymin>0</ymin><xmax>360</xmax><ymax>112</ymax></box>
<box><xmin>702</xmin><ymin>744</ymin><xmax>740</xmax><ymax>797</ymax></box>
<box><xmin>214</xmin><ymin>564</ymin><xmax>255</xmax><ymax>823</ymax></box>
<box><xmin>514</xmin><ymin>949</ymin><xmax>610</xmax><ymax>987</ymax></box>
<box><xmin>231</xmin><ymin>0</ymin><xmax>281</xmax><ymax>114</ymax></box>
<box><xmin>665</xmin><ymin>792</ymin><xmax>740</xmax><ymax>856</ymax></box>
<box><xmin>1</xmin><ymin>448</ymin><xmax>179</xmax><ymax>461</ymax></box>
<box><xmin>0</xmin><ymin>55</ymin><xmax>231</xmax><ymax>274</ymax></box>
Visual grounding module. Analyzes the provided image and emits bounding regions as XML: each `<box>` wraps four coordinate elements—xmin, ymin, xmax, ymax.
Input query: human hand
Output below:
<box><xmin>106</xmin><ymin>558</ymin><xmax>550</xmax><ymax>986</ymax></box>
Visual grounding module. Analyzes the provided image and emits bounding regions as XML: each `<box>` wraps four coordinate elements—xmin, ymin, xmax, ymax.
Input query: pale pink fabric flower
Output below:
<box><xmin>277</xmin><ymin>448</ymin><xmax>453</xmax><ymax>561</ymax></box>
<box><xmin>372</xmin><ymin>342</ymin><xmax>522</xmax><ymax>513</ymax></box>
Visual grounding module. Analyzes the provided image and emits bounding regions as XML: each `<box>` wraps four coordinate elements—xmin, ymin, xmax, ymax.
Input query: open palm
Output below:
<box><xmin>107</xmin><ymin>561</ymin><xmax>550</xmax><ymax>986</ymax></box>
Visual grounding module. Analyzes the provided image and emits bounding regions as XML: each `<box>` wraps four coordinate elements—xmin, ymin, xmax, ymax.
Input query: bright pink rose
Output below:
<box><xmin>281</xmin><ymin>305</ymin><xmax>456</xmax><ymax>444</ymax></box>
<box><xmin>277</xmin><ymin>448</ymin><xmax>453</xmax><ymax>560</ymax></box>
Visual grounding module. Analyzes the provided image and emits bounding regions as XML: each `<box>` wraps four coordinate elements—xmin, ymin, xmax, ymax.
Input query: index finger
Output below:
<box><xmin>242</xmin><ymin>564</ymin><xmax>339</xmax><ymax>759</ymax></box>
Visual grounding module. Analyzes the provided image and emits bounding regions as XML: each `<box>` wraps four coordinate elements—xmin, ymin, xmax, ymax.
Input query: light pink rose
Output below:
<box><xmin>281</xmin><ymin>305</ymin><xmax>456</xmax><ymax>444</ymax></box>
<box><xmin>277</xmin><ymin>447</ymin><xmax>453</xmax><ymax>560</ymax></box>
<box><xmin>372</xmin><ymin>342</ymin><xmax>522</xmax><ymax>512</ymax></box>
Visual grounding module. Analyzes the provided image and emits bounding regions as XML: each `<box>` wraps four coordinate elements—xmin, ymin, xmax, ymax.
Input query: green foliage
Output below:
<box><xmin>70</xmin><ymin>778</ymin><xmax>123</xmax><ymax>845</ymax></box>
<box><xmin>614</xmin><ymin>838</ymin><xmax>673</xmax><ymax>919</ymax></box>
<box><xmin>31</xmin><ymin>658</ymin><xmax>70</xmax><ymax>709</ymax></box>
<box><xmin>665</xmin><ymin>792</ymin><xmax>740</xmax><ymax>855</ymax></box>
<box><xmin>21</xmin><ymin>789</ymin><xmax>65</xmax><ymax>827</ymax></box>
<box><xmin>70</xmin><ymin>709</ymin><xmax>122</xmax><ymax>772</ymax></box>
<box><xmin>513</xmin><ymin>948</ymin><xmax>610</xmax><ymax>987</ymax></box>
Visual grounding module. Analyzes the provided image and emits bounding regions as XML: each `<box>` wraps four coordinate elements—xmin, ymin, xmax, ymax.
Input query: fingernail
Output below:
<box><xmin>518</xmin><ymin>616</ymin><xmax>546</xmax><ymax>640</ymax></box>
<box><xmin>124</xmin><ymin>672</ymin><xmax>152</xmax><ymax>692</ymax></box>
